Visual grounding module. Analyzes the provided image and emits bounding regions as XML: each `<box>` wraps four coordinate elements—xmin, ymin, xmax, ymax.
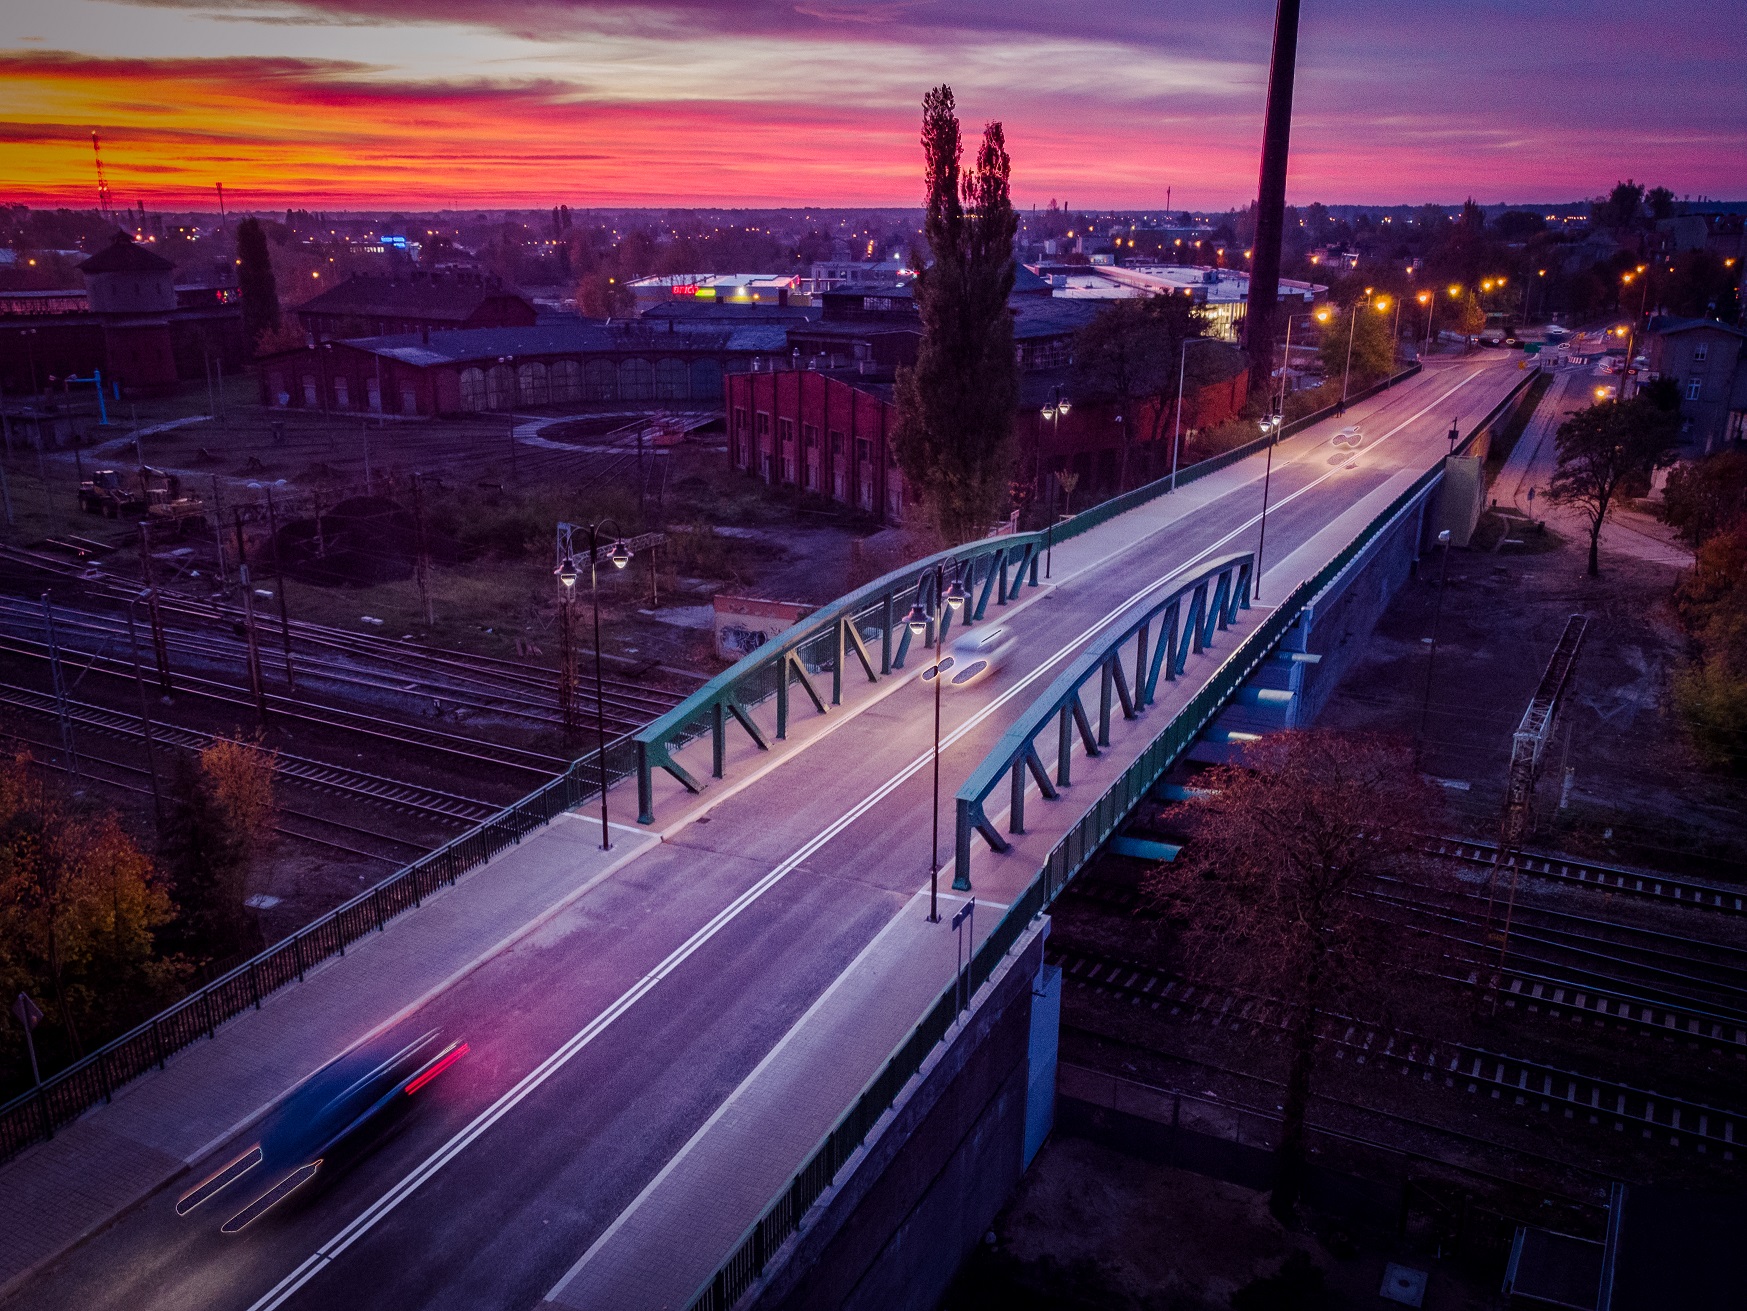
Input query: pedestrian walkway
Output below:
<box><xmin>0</xmin><ymin>816</ymin><xmax>656</xmax><ymax>1297</ymax></box>
<box><xmin>1496</xmin><ymin>367</ymin><xmax>1692</xmax><ymax>570</ymax></box>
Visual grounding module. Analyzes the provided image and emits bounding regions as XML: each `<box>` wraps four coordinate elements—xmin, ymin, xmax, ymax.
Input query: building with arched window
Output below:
<box><xmin>259</xmin><ymin>321</ymin><xmax>785</xmax><ymax>416</ymax></box>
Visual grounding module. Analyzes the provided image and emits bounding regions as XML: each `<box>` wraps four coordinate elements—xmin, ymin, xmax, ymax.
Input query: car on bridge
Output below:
<box><xmin>921</xmin><ymin>625</ymin><xmax>1016</xmax><ymax>692</ymax></box>
<box><xmin>175</xmin><ymin>1028</ymin><xmax>468</xmax><ymax>1234</ymax></box>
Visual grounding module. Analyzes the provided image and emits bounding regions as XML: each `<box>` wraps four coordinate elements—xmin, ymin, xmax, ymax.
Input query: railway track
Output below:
<box><xmin>0</xmin><ymin>681</ymin><xmax>500</xmax><ymax>826</ymax></box>
<box><xmin>0</xmin><ymin>561</ymin><xmax>687</xmax><ymax>735</ymax></box>
<box><xmin>12</xmin><ymin>729</ymin><xmax>424</xmax><ymax>866</ymax></box>
<box><xmin>1050</xmin><ymin>943</ymin><xmax>1745</xmax><ymax>1158</ymax></box>
<box><xmin>1068</xmin><ymin>871</ymin><xmax>1747</xmax><ymax>1047</ymax></box>
<box><xmin>0</xmin><ymin>628</ymin><xmax>571</xmax><ymax>779</ymax></box>
<box><xmin>1428</xmin><ymin>836</ymin><xmax>1747</xmax><ymax>916</ymax></box>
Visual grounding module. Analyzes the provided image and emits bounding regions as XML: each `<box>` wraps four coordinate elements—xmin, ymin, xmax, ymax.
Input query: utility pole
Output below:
<box><xmin>125</xmin><ymin>600</ymin><xmax>165</xmax><ymax>827</ymax></box>
<box><xmin>234</xmin><ymin>510</ymin><xmax>269</xmax><ymax>723</ymax></box>
<box><xmin>1242</xmin><ymin>0</ymin><xmax>1303</xmax><ymax>406</ymax></box>
<box><xmin>412</xmin><ymin>473</ymin><xmax>434</xmax><ymax>626</ymax></box>
<box><xmin>264</xmin><ymin>486</ymin><xmax>297</xmax><ymax>692</ymax></box>
<box><xmin>137</xmin><ymin>523</ymin><xmax>173</xmax><ymax>695</ymax></box>
<box><xmin>210</xmin><ymin>476</ymin><xmax>229</xmax><ymax>588</ymax></box>
<box><xmin>42</xmin><ymin>594</ymin><xmax>79</xmax><ymax>779</ymax></box>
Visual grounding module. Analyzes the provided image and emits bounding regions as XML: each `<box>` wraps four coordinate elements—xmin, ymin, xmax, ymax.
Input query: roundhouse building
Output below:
<box><xmin>259</xmin><ymin>322</ymin><xmax>788</xmax><ymax>416</ymax></box>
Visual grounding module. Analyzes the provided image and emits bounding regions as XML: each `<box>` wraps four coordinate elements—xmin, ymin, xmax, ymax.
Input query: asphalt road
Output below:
<box><xmin>8</xmin><ymin>357</ymin><xmax>1524</xmax><ymax>1311</ymax></box>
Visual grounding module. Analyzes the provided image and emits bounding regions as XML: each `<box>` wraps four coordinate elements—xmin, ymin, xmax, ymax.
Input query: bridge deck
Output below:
<box><xmin>1</xmin><ymin>359</ymin><xmax>1524</xmax><ymax>1311</ymax></box>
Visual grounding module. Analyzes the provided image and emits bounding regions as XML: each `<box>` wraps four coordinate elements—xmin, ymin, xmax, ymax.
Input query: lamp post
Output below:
<box><xmin>1418</xmin><ymin>291</ymin><xmax>1434</xmax><ymax>355</ymax></box>
<box><xmin>1172</xmin><ymin>335</ymin><xmax>1221</xmax><ymax>491</ymax></box>
<box><xmin>1254</xmin><ymin>414</ymin><xmax>1281</xmax><ymax>600</ymax></box>
<box><xmin>1340</xmin><ymin>294</ymin><xmax>1368</xmax><ymax>406</ymax></box>
<box><xmin>1273</xmin><ymin>313</ymin><xmax>1312</xmax><ymax>427</ymax></box>
<box><xmin>1039</xmin><ymin>387</ymin><xmax>1070</xmax><ymax>528</ymax></box>
<box><xmin>1381</xmin><ymin>296</ymin><xmax>1403</xmax><ymax>381</ymax></box>
<box><xmin>1619</xmin><ymin>268</ymin><xmax>1650</xmax><ymax>399</ymax></box>
<box><xmin>556</xmin><ymin>520</ymin><xmax>632</xmax><ymax>851</ymax></box>
<box><xmin>906</xmin><ymin>561</ymin><xmax>967</xmax><ymax>922</ymax></box>
<box><xmin>1415</xmin><ymin>528</ymin><xmax>1453</xmax><ymax>770</ymax></box>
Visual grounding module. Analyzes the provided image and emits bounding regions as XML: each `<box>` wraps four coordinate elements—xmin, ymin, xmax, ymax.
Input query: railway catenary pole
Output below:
<box><xmin>137</xmin><ymin>522</ymin><xmax>173</xmax><ymax>695</ymax></box>
<box><xmin>412</xmin><ymin>473</ymin><xmax>434</xmax><ymax>626</ymax></box>
<box><xmin>264</xmin><ymin>486</ymin><xmax>298</xmax><ymax>693</ymax></box>
<box><xmin>233</xmin><ymin>510</ymin><xmax>270</xmax><ymax>723</ymax></box>
<box><xmin>41</xmin><ymin>593</ymin><xmax>79</xmax><ymax>779</ymax></box>
<box><xmin>125</xmin><ymin>598</ymin><xmax>165</xmax><ymax>826</ymax></box>
<box><xmin>210</xmin><ymin>475</ymin><xmax>229</xmax><ymax>589</ymax></box>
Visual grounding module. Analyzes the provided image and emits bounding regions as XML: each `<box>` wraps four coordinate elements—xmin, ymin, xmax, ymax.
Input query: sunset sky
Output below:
<box><xmin>2</xmin><ymin>0</ymin><xmax>1742</xmax><ymax>212</ymax></box>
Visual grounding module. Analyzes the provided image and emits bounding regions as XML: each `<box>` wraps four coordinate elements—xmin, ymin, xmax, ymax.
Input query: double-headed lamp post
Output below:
<box><xmin>556</xmin><ymin>520</ymin><xmax>632</xmax><ymax>851</ymax></box>
<box><xmin>1040</xmin><ymin>389</ymin><xmax>1071</xmax><ymax>537</ymax></box>
<box><xmin>906</xmin><ymin>561</ymin><xmax>967</xmax><ymax>923</ymax></box>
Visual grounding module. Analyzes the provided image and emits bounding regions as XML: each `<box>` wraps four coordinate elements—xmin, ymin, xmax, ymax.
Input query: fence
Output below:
<box><xmin>0</xmin><ymin>360</ymin><xmax>1474</xmax><ymax>1175</ymax></box>
<box><xmin>638</xmin><ymin>362</ymin><xmax>1428</xmax><ymax>828</ymax></box>
<box><xmin>682</xmin><ymin>363</ymin><xmax>1538</xmax><ymax>1311</ymax></box>
<box><xmin>0</xmin><ymin>737</ymin><xmax>636</xmax><ymax>1165</ymax></box>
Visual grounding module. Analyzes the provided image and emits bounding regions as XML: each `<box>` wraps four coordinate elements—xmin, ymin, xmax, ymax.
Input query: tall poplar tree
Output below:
<box><xmin>893</xmin><ymin>86</ymin><xmax>1020</xmax><ymax>542</ymax></box>
<box><xmin>235</xmin><ymin>217</ymin><xmax>282</xmax><ymax>352</ymax></box>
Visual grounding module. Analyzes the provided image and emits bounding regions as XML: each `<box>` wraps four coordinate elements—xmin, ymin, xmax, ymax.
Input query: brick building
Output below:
<box><xmin>723</xmin><ymin>338</ymin><xmax>1249</xmax><ymax>527</ymax></box>
<box><xmin>0</xmin><ymin>232</ymin><xmax>245</xmax><ymax>397</ymax></box>
<box><xmin>262</xmin><ymin>321</ymin><xmax>784</xmax><ymax>416</ymax></box>
<box><xmin>294</xmin><ymin>271</ymin><xmax>536</xmax><ymax>342</ymax></box>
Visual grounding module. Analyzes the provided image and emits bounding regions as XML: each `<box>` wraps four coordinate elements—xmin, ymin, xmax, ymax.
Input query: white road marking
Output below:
<box><xmin>242</xmin><ymin>365</ymin><xmax>1496</xmax><ymax>1311</ymax></box>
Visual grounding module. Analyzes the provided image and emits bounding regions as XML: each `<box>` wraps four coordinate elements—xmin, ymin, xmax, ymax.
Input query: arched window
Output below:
<box><xmin>550</xmin><ymin>359</ymin><xmax>582</xmax><ymax>404</ymax></box>
<box><xmin>619</xmin><ymin>357</ymin><xmax>654</xmax><ymax>401</ymax></box>
<box><xmin>517</xmin><ymin>361</ymin><xmax>549</xmax><ymax>406</ymax></box>
<box><xmin>459</xmin><ymin>367</ymin><xmax>487</xmax><ymax>411</ymax></box>
<box><xmin>688</xmin><ymin>357</ymin><xmax>722</xmax><ymax>401</ymax></box>
<box><xmin>583</xmin><ymin>358</ymin><xmax>615</xmax><ymax>401</ymax></box>
<box><xmin>655</xmin><ymin>357</ymin><xmax>688</xmax><ymax>400</ymax></box>
<box><xmin>486</xmin><ymin>364</ymin><xmax>516</xmax><ymax>410</ymax></box>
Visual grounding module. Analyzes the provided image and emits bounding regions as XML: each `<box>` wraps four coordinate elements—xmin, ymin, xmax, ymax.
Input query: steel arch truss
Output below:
<box><xmin>953</xmin><ymin>552</ymin><xmax>1254</xmax><ymax>889</ymax></box>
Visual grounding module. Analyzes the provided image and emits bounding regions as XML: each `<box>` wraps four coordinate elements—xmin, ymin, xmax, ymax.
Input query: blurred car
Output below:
<box><xmin>177</xmin><ymin>1028</ymin><xmax>467</xmax><ymax>1234</ymax></box>
<box><xmin>920</xmin><ymin>625</ymin><xmax>1015</xmax><ymax>692</ymax></box>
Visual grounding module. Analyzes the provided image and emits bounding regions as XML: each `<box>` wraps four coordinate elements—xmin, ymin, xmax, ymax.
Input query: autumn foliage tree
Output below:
<box><xmin>893</xmin><ymin>85</ymin><xmax>1021</xmax><ymax>542</ymax></box>
<box><xmin>159</xmin><ymin>737</ymin><xmax>276</xmax><ymax>963</ymax></box>
<box><xmin>0</xmin><ymin>753</ymin><xmax>182</xmax><ymax>1089</ymax></box>
<box><xmin>1143</xmin><ymin>732</ymin><xmax>1451</xmax><ymax>1218</ymax></box>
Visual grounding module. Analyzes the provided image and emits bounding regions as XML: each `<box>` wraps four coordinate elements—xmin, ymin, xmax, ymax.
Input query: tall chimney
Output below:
<box><xmin>1244</xmin><ymin>0</ymin><xmax>1302</xmax><ymax>409</ymax></box>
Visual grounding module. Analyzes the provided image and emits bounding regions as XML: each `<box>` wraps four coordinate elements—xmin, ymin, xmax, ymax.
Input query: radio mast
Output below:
<box><xmin>91</xmin><ymin>130</ymin><xmax>114</xmax><ymax>221</ymax></box>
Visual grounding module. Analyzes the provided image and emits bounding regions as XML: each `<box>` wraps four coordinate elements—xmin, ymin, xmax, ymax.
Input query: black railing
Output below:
<box><xmin>0</xmin><ymin>735</ymin><xmax>637</xmax><ymax>1165</ymax></box>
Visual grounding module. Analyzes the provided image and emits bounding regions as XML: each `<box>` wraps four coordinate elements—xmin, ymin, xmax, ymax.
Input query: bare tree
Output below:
<box><xmin>1143</xmin><ymin>731</ymin><xmax>1451</xmax><ymax>1218</ymax></box>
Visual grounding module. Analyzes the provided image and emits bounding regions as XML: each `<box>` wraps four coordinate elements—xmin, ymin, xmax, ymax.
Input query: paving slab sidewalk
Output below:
<box><xmin>0</xmin><ymin>815</ymin><xmax>655</xmax><ymax>1297</ymax></box>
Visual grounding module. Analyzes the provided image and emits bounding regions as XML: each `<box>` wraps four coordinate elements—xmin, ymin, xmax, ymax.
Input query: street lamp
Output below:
<box><xmin>1254</xmin><ymin>414</ymin><xmax>1282</xmax><ymax>601</ymax></box>
<box><xmin>1039</xmin><ymin>388</ymin><xmax>1070</xmax><ymax>550</ymax></box>
<box><xmin>1376</xmin><ymin>296</ymin><xmax>1402</xmax><ymax>381</ymax></box>
<box><xmin>1340</xmin><ymin>294</ymin><xmax>1368</xmax><ymax>407</ymax></box>
<box><xmin>1418</xmin><ymin>290</ymin><xmax>1435</xmax><ymax>355</ymax></box>
<box><xmin>911</xmin><ymin>559</ymin><xmax>967</xmax><ymax>921</ymax></box>
<box><xmin>556</xmin><ymin>519</ymin><xmax>632</xmax><ymax>851</ymax></box>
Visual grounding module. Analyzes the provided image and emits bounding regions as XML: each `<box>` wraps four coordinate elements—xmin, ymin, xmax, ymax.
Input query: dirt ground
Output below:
<box><xmin>943</xmin><ymin>1136</ymin><xmax>1497</xmax><ymax>1311</ymax></box>
<box><xmin>1316</xmin><ymin>505</ymin><xmax>1747</xmax><ymax>881</ymax></box>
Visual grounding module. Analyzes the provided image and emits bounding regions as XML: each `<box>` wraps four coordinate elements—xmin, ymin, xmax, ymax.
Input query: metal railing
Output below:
<box><xmin>0</xmin><ymin>737</ymin><xmax>636</xmax><ymax>1165</ymax></box>
<box><xmin>953</xmin><ymin>553</ymin><xmax>1254</xmax><ymax>888</ymax></box>
<box><xmin>638</xmin><ymin>362</ymin><xmax>1428</xmax><ymax>829</ymax></box>
<box><xmin>682</xmin><ymin>363</ymin><xmax>1537</xmax><ymax>1311</ymax></box>
<box><xmin>632</xmin><ymin>531</ymin><xmax>1049</xmax><ymax>822</ymax></box>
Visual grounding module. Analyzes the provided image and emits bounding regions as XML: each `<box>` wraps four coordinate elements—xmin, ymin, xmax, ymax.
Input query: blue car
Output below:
<box><xmin>177</xmin><ymin>1029</ymin><xmax>468</xmax><ymax>1234</ymax></box>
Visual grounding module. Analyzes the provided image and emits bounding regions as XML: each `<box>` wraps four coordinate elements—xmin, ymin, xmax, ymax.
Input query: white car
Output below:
<box><xmin>920</xmin><ymin>625</ymin><xmax>1016</xmax><ymax>691</ymax></box>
